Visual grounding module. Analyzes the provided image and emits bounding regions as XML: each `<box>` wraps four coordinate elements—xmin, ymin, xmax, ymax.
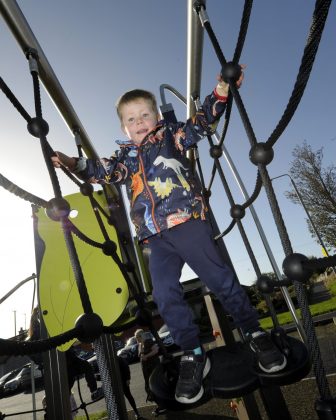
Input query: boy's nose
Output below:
<box><xmin>136</xmin><ymin>116</ymin><xmax>143</xmax><ymax>124</ymax></box>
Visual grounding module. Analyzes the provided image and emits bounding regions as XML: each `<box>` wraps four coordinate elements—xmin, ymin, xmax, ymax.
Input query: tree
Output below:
<box><xmin>286</xmin><ymin>141</ymin><xmax>336</xmax><ymax>251</ymax></box>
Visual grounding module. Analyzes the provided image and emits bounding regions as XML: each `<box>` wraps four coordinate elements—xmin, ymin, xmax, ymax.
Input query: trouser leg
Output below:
<box><xmin>123</xmin><ymin>383</ymin><xmax>138</xmax><ymax>413</ymax></box>
<box><xmin>162</xmin><ymin>219</ymin><xmax>259</xmax><ymax>334</ymax></box>
<box><xmin>148</xmin><ymin>235</ymin><xmax>200</xmax><ymax>350</ymax></box>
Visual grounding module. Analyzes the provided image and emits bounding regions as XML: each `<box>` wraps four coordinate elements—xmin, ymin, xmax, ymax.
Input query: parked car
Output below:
<box><xmin>3</xmin><ymin>363</ymin><xmax>43</xmax><ymax>395</ymax></box>
<box><xmin>0</xmin><ymin>368</ymin><xmax>21</xmax><ymax>398</ymax></box>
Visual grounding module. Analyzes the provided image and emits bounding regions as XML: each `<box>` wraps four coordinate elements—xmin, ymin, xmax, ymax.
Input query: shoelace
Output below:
<box><xmin>179</xmin><ymin>355</ymin><xmax>199</xmax><ymax>380</ymax></box>
<box><xmin>252</xmin><ymin>334</ymin><xmax>274</xmax><ymax>351</ymax></box>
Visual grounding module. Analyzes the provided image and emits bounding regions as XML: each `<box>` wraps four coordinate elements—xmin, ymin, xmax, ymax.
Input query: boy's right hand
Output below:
<box><xmin>51</xmin><ymin>153</ymin><xmax>62</xmax><ymax>168</ymax></box>
<box><xmin>51</xmin><ymin>151</ymin><xmax>76</xmax><ymax>171</ymax></box>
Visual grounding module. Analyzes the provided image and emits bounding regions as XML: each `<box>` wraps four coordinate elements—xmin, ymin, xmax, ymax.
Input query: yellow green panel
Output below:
<box><xmin>36</xmin><ymin>191</ymin><xmax>129</xmax><ymax>351</ymax></box>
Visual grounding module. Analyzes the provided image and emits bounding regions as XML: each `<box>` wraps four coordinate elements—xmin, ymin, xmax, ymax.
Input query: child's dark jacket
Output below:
<box><xmin>76</xmin><ymin>91</ymin><xmax>227</xmax><ymax>241</ymax></box>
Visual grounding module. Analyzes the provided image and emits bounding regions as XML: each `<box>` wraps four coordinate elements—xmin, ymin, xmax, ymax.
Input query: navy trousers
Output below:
<box><xmin>148</xmin><ymin>218</ymin><xmax>259</xmax><ymax>350</ymax></box>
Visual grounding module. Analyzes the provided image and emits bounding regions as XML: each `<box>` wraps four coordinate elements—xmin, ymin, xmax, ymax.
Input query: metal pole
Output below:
<box><xmin>271</xmin><ymin>173</ymin><xmax>330</xmax><ymax>256</ymax></box>
<box><xmin>0</xmin><ymin>274</ymin><xmax>36</xmax><ymax>305</ymax></box>
<box><xmin>0</xmin><ymin>0</ymin><xmax>119</xmax><ymax>200</ymax></box>
<box><xmin>30</xmin><ymin>361</ymin><xmax>37</xmax><ymax>420</ymax></box>
<box><xmin>13</xmin><ymin>310</ymin><xmax>17</xmax><ymax>336</ymax></box>
<box><xmin>187</xmin><ymin>0</ymin><xmax>205</xmax><ymax>118</ymax></box>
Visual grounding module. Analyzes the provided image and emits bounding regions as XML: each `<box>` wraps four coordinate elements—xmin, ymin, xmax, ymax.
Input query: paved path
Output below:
<box><xmin>1</xmin><ymin>322</ymin><xmax>336</xmax><ymax>419</ymax></box>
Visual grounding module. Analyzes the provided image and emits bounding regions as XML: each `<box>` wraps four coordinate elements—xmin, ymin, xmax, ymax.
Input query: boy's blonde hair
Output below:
<box><xmin>134</xmin><ymin>328</ymin><xmax>144</xmax><ymax>340</ymax></box>
<box><xmin>116</xmin><ymin>89</ymin><xmax>158</xmax><ymax>122</ymax></box>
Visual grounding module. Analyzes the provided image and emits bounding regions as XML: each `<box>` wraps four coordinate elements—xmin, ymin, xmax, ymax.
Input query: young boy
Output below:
<box><xmin>52</xmin><ymin>73</ymin><xmax>286</xmax><ymax>404</ymax></box>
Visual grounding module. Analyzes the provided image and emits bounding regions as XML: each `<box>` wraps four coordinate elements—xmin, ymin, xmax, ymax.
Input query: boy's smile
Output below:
<box><xmin>120</xmin><ymin>98</ymin><xmax>159</xmax><ymax>145</ymax></box>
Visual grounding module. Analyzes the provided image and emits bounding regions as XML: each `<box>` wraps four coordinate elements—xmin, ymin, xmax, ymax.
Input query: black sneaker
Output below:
<box><xmin>248</xmin><ymin>330</ymin><xmax>287</xmax><ymax>373</ymax></box>
<box><xmin>175</xmin><ymin>350</ymin><xmax>211</xmax><ymax>404</ymax></box>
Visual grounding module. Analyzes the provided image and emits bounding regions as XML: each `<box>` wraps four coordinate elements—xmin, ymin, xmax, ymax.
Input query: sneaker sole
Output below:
<box><xmin>259</xmin><ymin>356</ymin><xmax>287</xmax><ymax>373</ymax></box>
<box><xmin>175</xmin><ymin>357</ymin><xmax>211</xmax><ymax>404</ymax></box>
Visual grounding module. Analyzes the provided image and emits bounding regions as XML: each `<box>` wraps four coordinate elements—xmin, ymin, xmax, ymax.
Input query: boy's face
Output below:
<box><xmin>120</xmin><ymin>98</ymin><xmax>158</xmax><ymax>145</ymax></box>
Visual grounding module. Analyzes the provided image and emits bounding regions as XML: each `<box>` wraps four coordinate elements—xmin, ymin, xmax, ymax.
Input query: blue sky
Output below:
<box><xmin>0</xmin><ymin>1</ymin><xmax>335</xmax><ymax>338</ymax></box>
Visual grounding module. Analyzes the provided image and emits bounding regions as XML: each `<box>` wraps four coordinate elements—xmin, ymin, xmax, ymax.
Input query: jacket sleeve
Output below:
<box><xmin>171</xmin><ymin>89</ymin><xmax>227</xmax><ymax>149</ymax></box>
<box><xmin>74</xmin><ymin>151</ymin><xmax>128</xmax><ymax>185</ymax></box>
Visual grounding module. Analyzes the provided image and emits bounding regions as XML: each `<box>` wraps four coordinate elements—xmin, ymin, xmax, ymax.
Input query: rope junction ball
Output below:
<box><xmin>230</xmin><ymin>204</ymin><xmax>245</xmax><ymax>220</ymax></box>
<box><xmin>80</xmin><ymin>182</ymin><xmax>94</xmax><ymax>196</ymax></box>
<box><xmin>249</xmin><ymin>142</ymin><xmax>274</xmax><ymax>165</ymax></box>
<box><xmin>221</xmin><ymin>61</ymin><xmax>242</xmax><ymax>83</ymax></box>
<box><xmin>46</xmin><ymin>197</ymin><xmax>71</xmax><ymax>221</ymax></box>
<box><xmin>102</xmin><ymin>240</ymin><xmax>118</xmax><ymax>256</ymax></box>
<box><xmin>202</xmin><ymin>188</ymin><xmax>211</xmax><ymax>199</ymax></box>
<box><xmin>75</xmin><ymin>312</ymin><xmax>104</xmax><ymax>343</ymax></box>
<box><xmin>210</xmin><ymin>145</ymin><xmax>223</xmax><ymax>159</ymax></box>
<box><xmin>257</xmin><ymin>275</ymin><xmax>276</xmax><ymax>294</ymax></box>
<box><xmin>27</xmin><ymin>117</ymin><xmax>49</xmax><ymax>137</ymax></box>
<box><xmin>282</xmin><ymin>253</ymin><xmax>312</xmax><ymax>283</ymax></box>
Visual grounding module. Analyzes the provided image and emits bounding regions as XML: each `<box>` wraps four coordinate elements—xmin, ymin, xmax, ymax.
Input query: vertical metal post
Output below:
<box><xmin>13</xmin><ymin>310</ymin><xmax>17</xmax><ymax>337</ymax></box>
<box><xmin>42</xmin><ymin>347</ymin><xmax>72</xmax><ymax>420</ymax></box>
<box><xmin>30</xmin><ymin>360</ymin><xmax>37</xmax><ymax>420</ymax></box>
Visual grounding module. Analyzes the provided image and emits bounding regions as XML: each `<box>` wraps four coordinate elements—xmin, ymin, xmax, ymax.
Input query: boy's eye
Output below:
<box><xmin>143</xmin><ymin>113</ymin><xmax>149</xmax><ymax>118</ymax></box>
<box><xmin>127</xmin><ymin>117</ymin><xmax>135</xmax><ymax>123</ymax></box>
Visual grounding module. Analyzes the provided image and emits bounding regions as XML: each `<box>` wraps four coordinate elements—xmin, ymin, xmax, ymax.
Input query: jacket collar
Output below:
<box><xmin>116</xmin><ymin>121</ymin><xmax>164</xmax><ymax>148</ymax></box>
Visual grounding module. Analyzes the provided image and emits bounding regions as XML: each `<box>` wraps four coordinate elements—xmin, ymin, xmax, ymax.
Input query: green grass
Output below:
<box><xmin>259</xmin><ymin>294</ymin><xmax>336</xmax><ymax>330</ymax></box>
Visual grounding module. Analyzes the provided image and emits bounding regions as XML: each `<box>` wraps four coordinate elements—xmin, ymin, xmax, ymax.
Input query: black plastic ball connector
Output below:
<box><xmin>249</xmin><ymin>142</ymin><xmax>274</xmax><ymax>166</ymax></box>
<box><xmin>27</xmin><ymin>117</ymin><xmax>49</xmax><ymax>138</ymax></box>
<box><xmin>221</xmin><ymin>62</ymin><xmax>242</xmax><ymax>83</ymax></box>
<box><xmin>282</xmin><ymin>253</ymin><xmax>312</xmax><ymax>283</ymax></box>
<box><xmin>75</xmin><ymin>312</ymin><xmax>103</xmax><ymax>343</ymax></box>
<box><xmin>135</xmin><ymin>307</ymin><xmax>153</xmax><ymax>327</ymax></box>
<box><xmin>202</xmin><ymin>188</ymin><xmax>211</xmax><ymax>199</ymax></box>
<box><xmin>210</xmin><ymin>145</ymin><xmax>222</xmax><ymax>159</ymax></box>
<box><xmin>256</xmin><ymin>275</ymin><xmax>276</xmax><ymax>294</ymax></box>
<box><xmin>80</xmin><ymin>182</ymin><xmax>94</xmax><ymax>196</ymax></box>
<box><xmin>230</xmin><ymin>204</ymin><xmax>245</xmax><ymax>220</ymax></box>
<box><xmin>46</xmin><ymin>198</ymin><xmax>71</xmax><ymax>221</ymax></box>
<box><xmin>102</xmin><ymin>240</ymin><xmax>118</xmax><ymax>256</ymax></box>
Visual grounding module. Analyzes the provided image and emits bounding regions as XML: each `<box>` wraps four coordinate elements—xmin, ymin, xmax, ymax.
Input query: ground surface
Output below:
<box><xmin>1</xmin><ymin>323</ymin><xmax>336</xmax><ymax>419</ymax></box>
<box><xmin>126</xmin><ymin>322</ymin><xmax>336</xmax><ymax>420</ymax></box>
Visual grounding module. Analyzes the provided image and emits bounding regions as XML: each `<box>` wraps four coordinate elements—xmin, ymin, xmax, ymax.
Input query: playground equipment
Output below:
<box><xmin>0</xmin><ymin>1</ymin><xmax>336</xmax><ymax>419</ymax></box>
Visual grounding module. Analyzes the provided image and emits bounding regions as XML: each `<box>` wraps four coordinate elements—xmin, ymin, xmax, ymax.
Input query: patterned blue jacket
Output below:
<box><xmin>75</xmin><ymin>90</ymin><xmax>227</xmax><ymax>241</ymax></box>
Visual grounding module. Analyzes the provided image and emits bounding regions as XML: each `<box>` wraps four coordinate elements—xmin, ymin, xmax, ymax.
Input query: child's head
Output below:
<box><xmin>134</xmin><ymin>328</ymin><xmax>144</xmax><ymax>342</ymax></box>
<box><xmin>116</xmin><ymin>89</ymin><xmax>160</xmax><ymax>145</ymax></box>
